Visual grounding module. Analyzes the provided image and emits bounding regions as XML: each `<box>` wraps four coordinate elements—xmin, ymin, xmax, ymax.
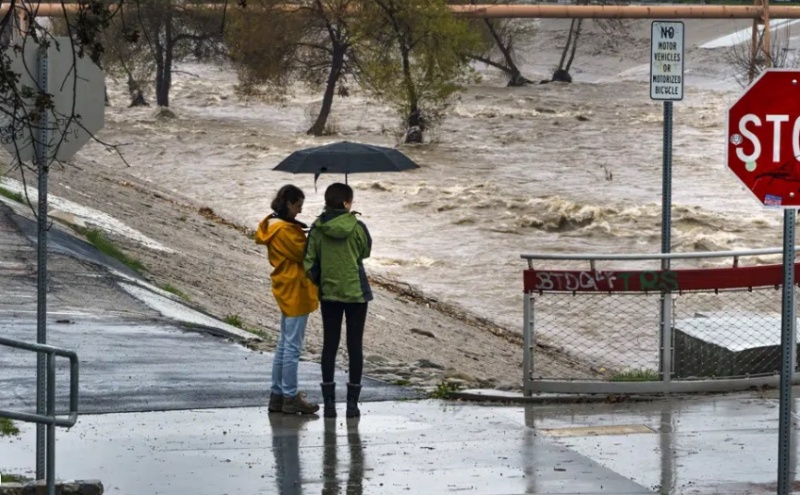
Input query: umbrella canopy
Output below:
<box><xmin>273</xmin><ymin>141</ymin><xmax>420</xmax><ymax>184</ymax></box>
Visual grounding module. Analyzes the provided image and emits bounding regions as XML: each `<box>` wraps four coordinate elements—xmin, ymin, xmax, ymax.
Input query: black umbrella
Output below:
<box><xmin>273</xmin><ymin>141</ymin><xmax>420</xmax><ymax>185</ymax></box>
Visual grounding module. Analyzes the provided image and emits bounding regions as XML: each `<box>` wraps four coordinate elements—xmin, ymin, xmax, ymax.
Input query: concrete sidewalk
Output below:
<box><xmin>2</xmin><ymin>392</ymin><xmax>799</xmax><ymax>494</ymax></box>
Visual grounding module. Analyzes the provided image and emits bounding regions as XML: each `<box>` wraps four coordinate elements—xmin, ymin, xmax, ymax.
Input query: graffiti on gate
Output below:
<box><xmin>524</xmin><ymin>262</ymin><xmax>800</xmax><ymax>294</ymax></box>
<box><xmin>528</xmin><ymin>270</ymin><xmax>679</xmax><ymax>292</ymax></box>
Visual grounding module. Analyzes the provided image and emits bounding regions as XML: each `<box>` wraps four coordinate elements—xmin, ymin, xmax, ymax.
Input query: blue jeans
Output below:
<box><xmin>271</xmin><ymin>313</ymin><xmax>309</xmax><ymax>398</ymax></box>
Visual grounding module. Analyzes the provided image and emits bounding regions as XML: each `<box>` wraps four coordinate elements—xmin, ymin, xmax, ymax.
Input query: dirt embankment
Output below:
<box><xmin>4</xmin><ymin>160</ymin><xmax>595</xmax><ymax>391</ymax></box>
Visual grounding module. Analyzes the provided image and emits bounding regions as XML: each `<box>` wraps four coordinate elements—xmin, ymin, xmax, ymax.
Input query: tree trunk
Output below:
<box><xmin>400</xmin><ymin>45</ymin><xmax>423</xmax><ymax>144</ymax></box>
<box><xmin>565</xmin><ymin>19</ymin><xmax>583</xmax><ymax>72</ymax></box>
<box><xmin>155</xmin><ymin>14</ymin><xmax>174</xmax><ymax>107</ymax></box>
<box><xmin>483</xmin><ymin>18</ymin><xmax>530</xmax><ymax>87</ymax></box>
<box><xmin>308</xmin><ymin>45</ymin><xmax>346</xmax><ymax>136</ymax></box>
<box><xmin>552</xmin><ymin>18</ymin><xmax>583</xmax><ymax>83</ymax></box>
<box><xmin>556</xmin><ymin>19</ymin><xmax>576</xmax><ymax>72</ymax></box>
<box><xmin>127</xmin><ymin>74</ymin><xmax>149</xmax><ymax>107</ymax></box>
<box><xmin>155</xmin><ymin>41</ymin><xmax>165</xmax><ymax>105</ymax></box>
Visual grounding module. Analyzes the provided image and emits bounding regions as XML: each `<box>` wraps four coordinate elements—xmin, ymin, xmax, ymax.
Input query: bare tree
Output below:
<box><xmin>99</xmin><ymin>0</ymin><xmax>227</xmax><ymax>108</ymax></box>
<box><xmin>551</xmin><ymin>5</ymin><xmax>631</xmax><ymax>83</ymax></box>
<box><xmin>725</xmin><ymin>26</ymin><xmax>796</xmax><ymax>87</ymax></box>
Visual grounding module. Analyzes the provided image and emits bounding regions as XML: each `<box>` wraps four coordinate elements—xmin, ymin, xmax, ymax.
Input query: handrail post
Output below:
<box><xmin>46</xmin><ymin>351</ymin><xmax>56</xmax><ymax>495</ymax></box>
<box><xmin>0</xmin><ymin>334</ymin><xmax>79</xmax><ymax>494</ymax></box>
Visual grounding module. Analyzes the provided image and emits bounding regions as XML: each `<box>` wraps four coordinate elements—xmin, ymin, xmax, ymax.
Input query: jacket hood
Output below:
<box><xmin>255</xmin><ymin>213</ymin><xmax>307</xmax><ymax>246</ymax></box>
<box><xmin>313</xmin><ymin>210</ymin><xmax>359</xmax><ymax>240</ymax></box>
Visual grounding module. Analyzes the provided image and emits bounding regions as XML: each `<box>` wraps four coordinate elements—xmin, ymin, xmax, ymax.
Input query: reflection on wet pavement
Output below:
<box><xmin>268</xmin><ymin>414</ymin><xmax>365</xmax><ymax>495</ymax></box>
<box><xmin>0</xmin><ymin>401</ymin><xmax>651</xmax><ymax>495</ymax></box>
<box><xmin>2</xmin><ymin>394</ymin><xmax>798</xmax><ymax>494</ymax></box>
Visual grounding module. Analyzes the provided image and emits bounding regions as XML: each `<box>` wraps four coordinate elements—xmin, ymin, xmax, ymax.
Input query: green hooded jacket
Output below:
<box><xmin>304</xmin><ymin>210</ymin><xmax>373</xmax><ymax>303</ymax></box>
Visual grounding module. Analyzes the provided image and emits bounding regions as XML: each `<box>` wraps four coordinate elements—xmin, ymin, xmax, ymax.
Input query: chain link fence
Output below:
<box><xmin>523</xmin><ymin>250</ymin><xmax>800</xmax><ymax>392</ymax></box>
<box><xmin>673</xmin><ymin>288</ymin><xmax>799</xmax><ymax>380</ymax></box>
<box><xmin>531</xmin><ymin>292</ymin><xmax>661</xmax><ymax>380</ymax></box>
<box><xmin>531</xmin><ymin>286</ymin><xmax>799</xmax><ymax>382</ymax></box>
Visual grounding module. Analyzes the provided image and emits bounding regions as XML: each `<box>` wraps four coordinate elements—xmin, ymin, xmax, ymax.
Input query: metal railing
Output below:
<box><xmin>0</xmin><ymin>336</ymin><xmax>79</xmax><ymax>495</ymax></box>
<box><xmin>521</xmin><ymin>248</ymin><xmax>800</xmax><ymax>395</ymax></box>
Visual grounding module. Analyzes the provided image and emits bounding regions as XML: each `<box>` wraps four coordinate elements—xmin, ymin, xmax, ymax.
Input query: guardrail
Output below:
<box><xmin>0</xmin><ymin>336</ymin><xmax>78</xmax><ymax>426</ymax></box>
<box><xmin>522</xmin><ymin>248</ymin><xmax>800</xmax><ymax>395</ymax></box>
<box><xmin>0</xmin><ymin>335</ymin><xmax>79</xmax><ymax>495</ymax></box>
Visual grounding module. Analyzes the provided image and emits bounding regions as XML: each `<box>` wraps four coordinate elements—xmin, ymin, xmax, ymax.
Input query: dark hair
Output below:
<box><xmin>324</xmin><ymin>183</ymin><xmax>353</xmax><ymax>210</ymax></box>
<box><xmin>271</xmin><ymin>185</ymin><xmax>305</xmax><ymax>217</ymax></box>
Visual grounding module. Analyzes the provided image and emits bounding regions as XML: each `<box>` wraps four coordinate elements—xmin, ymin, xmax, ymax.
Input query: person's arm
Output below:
<box><xmin>357</xmin><ymin>221</ymin><xmax>372</xmax><ymax>260</ymax></box>
<box><xmin>254</xmin><ymin>217</ymin><xmax>270</xmax><ymax>245</ymax></box>
<box><xmin>304</xmin><ymin>228</ymin><xmax>321</xmax><ymax>283</ymax></box>
<box><xmin>275</xmin><ymin>227</ymin><xmax>306</xmax><ymax>263</ymax></box>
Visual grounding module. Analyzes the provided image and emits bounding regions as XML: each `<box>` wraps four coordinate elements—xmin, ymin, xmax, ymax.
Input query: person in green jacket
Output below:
<box><xmin>304</xmin><ymin>182</ymin><xmax>372</xmax><ymax>418</ymax></box>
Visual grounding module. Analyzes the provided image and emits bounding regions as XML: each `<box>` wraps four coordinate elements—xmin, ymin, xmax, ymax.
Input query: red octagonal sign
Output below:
<box><xmin>727</xmin><ymin>69</ymin><xmax>800</xmax><ymax>208</ymax></box>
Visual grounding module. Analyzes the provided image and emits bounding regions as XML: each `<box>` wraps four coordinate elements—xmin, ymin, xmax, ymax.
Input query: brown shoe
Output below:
<box><xmin>282</xmin><ymin>392</ymin><xmax>320</xmax><ymax>415</ymax></box>
<box><xmin>268</xmin><ymin>392</ymin><xmax>283</xmax><ymax>413</ymax></box>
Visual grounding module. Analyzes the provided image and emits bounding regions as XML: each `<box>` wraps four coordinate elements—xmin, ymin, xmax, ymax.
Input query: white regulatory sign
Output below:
<box><xmin>650</xmin><ymin>21</ymin><xmax>685</xmax><ymax>101</ymax></box>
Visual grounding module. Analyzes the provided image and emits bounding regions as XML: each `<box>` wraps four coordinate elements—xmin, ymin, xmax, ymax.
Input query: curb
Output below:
<box><xmin>449</xmin><ymin>390</ymin><xmax>673</xmax><ymax>405</ymax></box>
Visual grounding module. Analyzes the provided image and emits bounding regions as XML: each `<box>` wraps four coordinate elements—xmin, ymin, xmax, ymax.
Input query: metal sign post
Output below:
<box><xmin>778</xmin><ymin>209</ymin><xmax>796</xmax><ymax>495</ymax></box>
<box><xmin>34</xmin><ymin>41</ymin><xmax>49</xmax><ymax>484</ymax></box>
<box><xmin>724</xmin><ymin>69</ymin><xmax>800</xmax><ymax>495</ymax></box>
<box><xmin>651</xmin><ymin>20</ymin><xmax>684</xmax><ymax>382</ymax></box>
<box><xmin>0</xmin><ymin>38</ymin><xmax>105</xmax><ymax>495</ymax></box>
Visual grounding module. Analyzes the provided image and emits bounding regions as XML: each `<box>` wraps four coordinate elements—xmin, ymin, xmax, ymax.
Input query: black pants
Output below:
<box><xmin>320</xmin><ymin>301</ymin><xmax>368</xmax><ymax>384</ymax></box>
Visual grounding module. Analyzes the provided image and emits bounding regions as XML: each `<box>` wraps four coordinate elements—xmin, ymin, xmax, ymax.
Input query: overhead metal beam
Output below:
<box><xmin>451</xmin><ymin>4</ymin><xmax>800</xmax><ymax>19</ymax></box>
<box><xmin>9</xmin><ymin>2</ymin><xmax>800</xmax><ymax>20</ymax></box>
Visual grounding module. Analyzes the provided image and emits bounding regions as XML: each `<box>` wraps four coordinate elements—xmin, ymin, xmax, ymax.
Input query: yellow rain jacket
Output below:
<box><xmin>256</xmin><ymin>215</ymin><xmax>319</xmax><ymax>317</ymax></box>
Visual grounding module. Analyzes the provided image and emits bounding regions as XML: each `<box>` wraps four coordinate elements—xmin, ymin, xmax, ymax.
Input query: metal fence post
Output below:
<box><xmin>660</xmin><ymin>294</ymin><xmax>673</xmax><ymax>386</ymax></box>
<box><xmin>523</xmin><ymin>293</ymin><xmax>533</xmax><ymax>397</ymax></box>
<box><xmin>778</xmin><ymin>209</ymin><xmax>796</xmax><ymax>495</ymax></box>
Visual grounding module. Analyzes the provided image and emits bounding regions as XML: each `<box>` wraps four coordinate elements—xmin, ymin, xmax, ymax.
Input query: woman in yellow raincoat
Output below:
<box><xmin>256</xmin><ymin>185</ymin><xmax>320</xmax><ymax>415</ymax></box>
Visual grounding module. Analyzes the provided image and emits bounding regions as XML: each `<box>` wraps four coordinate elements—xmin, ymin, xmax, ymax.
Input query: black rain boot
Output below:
<box><xmin>268</xmin><ymin>392</ymin><xmax>283</xmax><ymax>413</ymax></box>
<box><xmin>346</xmin><ymin>383</ymin><xmax>362</xmax><ymax>418</ymax></box>
<box><xmin>321</xmin><ymin>382</ymin><xmax>337</xmax><ymax>418</ymax></box>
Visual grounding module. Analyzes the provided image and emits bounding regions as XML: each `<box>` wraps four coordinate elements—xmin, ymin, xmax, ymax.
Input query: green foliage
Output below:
<box><xmin>429</xmin><ymin>380</ymin><xmax>461</xmax><ymax>399</ymax></box>
<box><xmin>244</xmin><ymin>326</ymin><xmax>272</xmax><ymax>342</ymax></box>
<box><xmin>225</xmin><ymin>314</ymin><xmax>244</xmax><ymax>328</ymax></box>
<box><xmin>1</xmin><ymin>473</ymin><xmax>30</xmax><ymax>483</ymax></box>
<box><xmin>0</xmin><ymin>418</ymin><xmax>19</xmax><ymax>437</ymax></box>
<box><xmin>0</xmin><ymin>186</ymin><xmax>23</xmax><ymax>204</ymax></box>
<box><xmin>84</xmin><ymin>229</ymin><xmax>146</xmax><ymax>274</ymax></box>
<box><xmin>225</xmin><ymin>1</ymin><xmax>356</xmax><ymax>135</ymax></box>
<box><xmin>357</xmin><ymin>0</ymin><xmax>482</xmax><ymax>141</ymax></box>
<box><xmin>224</xmin><ymin>4</ymin><xmax>309</xmax><ymax>96</ymax></box>
<box><xmin>610</xmin><ymin>369</ymin><xmax>660</xmax><ymax>382</ymax></box>
<box><xmin>161</xmin><ymin>284</ymin><xmax>190</xmax><ymax>301</ymax></box>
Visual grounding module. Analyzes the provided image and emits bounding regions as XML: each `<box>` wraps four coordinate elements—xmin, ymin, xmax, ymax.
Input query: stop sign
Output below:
<box><xmin>727</xmin><ymin>69</ymin><xmax>800</xmax><ymax>208</ymax></box>
<box><xmin>0</xmin><ymin>37</ymin><xmax>104</xmax><ymax>163</ymax></box>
